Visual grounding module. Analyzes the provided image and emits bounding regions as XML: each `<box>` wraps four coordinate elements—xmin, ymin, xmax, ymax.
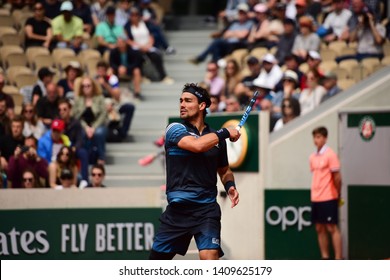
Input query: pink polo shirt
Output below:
<box><xmin>309</xmin><ymin>145</ymin><xmax>340</xmax><ymax>202</ymax></box>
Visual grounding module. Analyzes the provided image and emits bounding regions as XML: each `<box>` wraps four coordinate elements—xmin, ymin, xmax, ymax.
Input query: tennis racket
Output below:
<box><xmin>236</xmin><ymin>90</ymin><xmax>259</xmax><ymax>131</ymax></box>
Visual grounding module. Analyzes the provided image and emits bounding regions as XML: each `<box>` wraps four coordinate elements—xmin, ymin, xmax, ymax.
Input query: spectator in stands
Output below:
<box><xmin>319</xmin><ymin>0</ymin><xmax>352</xmax><ymax>43</ymax></box>
<box><xmin>52</xmin><ymin>1</ymin><xmax>86</xmax><ymax>53</ymax></box>
<box><xmin>95</xmin><ymin>61</ymin><xmax>135</xmax><ymax>141</ymax></box>
<box><xmin>190</xmin><ymin>3</ymin><xmax>254</xmax><ymax>64</ymax></box>
<box><xmin>252</xmin><ymin>77</ymin><xmax>275</xmax><ymax>108</ymax></box>
<box><xmin>292</xmin><ymin>16</ymin><xmax>321</xmax><ymax>61</ymax></box>
<box><xmin>347</xmin><ymin>0</ymin><xmax>381</xmax><ymax>34</ymax></box>
<box><xmin>218</xmin><ymin>0</ymin><xmax>248</xmax><ymax>25</ymax></box>
<box><xmin>109</xmin><ymin>36</ymin><xmax>144</xmax><ymax>100</ymax></box>
<box><xmin>36</xmin><ymin>83</ymin><xmax>60</xmax><ymax>129</ymax></box>
<box><xmin>56</xmin><ymin>168</ymin><xmax>78</xmax><ymax>189</ymax></box>
<box><xmin>124</xmin><ymin>7</ymin><xmax>174</xmax><ymax>84</ymax></box>
<box><xmin>224</xmin><ymin>95</ymin><xmax>241</xmax><ymax>112</ymax></box>
<box><xmin>0</xmin><ymin>74</ymin><xmax>15</xmax><ymax>119</ymax></box>
<box><xmin>41</xmin><ymin>0</ymin><xmax>61</xmax><ymax>19</ymax></box>
<box><xmin>299</xmin><ymin>69</ymin><xmax>326</xmax><ymax>115</ymax></box>
<box><xmin>222</xmin><ymin>59</ymin><xmax>242</xmax><ymax>101</ymax></box>
<box><xmin>346</xmin><ymin>5</ymin><xmax>386</xmax><ymax>61</ymax></box>
<box><xmin>22</xmin><ymin>103</ymin><xmax>46</xmax><ymax>140</ymax></box>
<box><xmin>234</xmin><ymin>56</ymin><xmax>261</xmax><ymax>106</ymax></box>
<box><xmin>320</xmin><ymin>71</ymin><xmax>342</xmax><ymax>103</ymax></box>
<box><xmin>209</xmin><ymin>95</ymin><xmax>221</xmax><ymax>113</ymax></box>
<box><xmin>31</xmin><ymin>67</ymin><xmax>56</xmax><ymax>105</ymax></box>
<box><xmin>48</xmin><ymin>145</ymin><xmax>78</xmax><ymax>189</ymax></box>
<box><xmin>247</xmin><ymin>3</ymin><xmax>271</xmax><ymax>50</ymax></box>
<box><xmin>73</xmin><ymin>77</ymin><xmax>107</xmax><ymax>165</ymax></box>
<box><xmin>307</xmin><ymin>51</ymin><xmax>323</xmax><ymax>76</ymax></box>
<box><xmin>256</xmin><ymin>53</ymin><xmax>283</xmax><ymax>91</ymax></box>
<box><xmin>95</xmin><ymin>6</ymin><xmax>127</xmax><ymax>55</ymax></box>
<box><xmin>24</xmin><ymin>2</ymin><xmax>52</xmax><ymax>49</ymax></box>
<box><xmin>73</xmin><ymin>0</ymin><xmax>94</xmax><ymax>35</ymax></box>
<box><xmin>0</xmin><ymin>116</ymin><xmax>25</xmax><ymax>171</ymax></box>
<box><xmin>21</xmin><ymin>169</ymin><xmax>44</xmax><ymax>188</ymax></box>
<box><xmin>57</xmin><ymin>61</ymin><xmax>83</xmax><ymax>100</ymax></box>
<box><xmin>295</xmin><ymin>0</ymin><xmax>314</xmax><ymax>23</ymax></box>
<box><xmin>58</xmin><ymin>98</ymin><xmax>89</xmax><ymax>182</ymax></box>
<box><xmin>203</xmin><ymin>61</ymin><xmax>224</xmax><ymax>98</ymax></box>
<box><xmin>267</xmin><ymin>3</ymin><xmax>288</xmax><ymax>48</ymax></box>
<box><xmin>115</xmin><ymin>0</ymin><xmax>132</xmax><ymax>27</ymax></box>
<box><xmin>273</xmin><ymin>97</ymin><xmax>301</xmax><ymax>131</ymax></box>
<box><xmin>7</xmin><ymin>136</ymin><xmax>48</xmax><ymax>188</ymax></box>
<box><xmin>275</xmin><ymin>18</ymin><xmax>298</xmax><ymax>65</ymax></box>
<box><xmin>38</xmin><ymin>119</ymin><xmax>71</xmax><ymax>164</ymax></box>
<box><xmin>0</xmin><ymin>97</ymin><xmax>11</xmax><ymax>136</ymax></box>
<box><xmin>91</xmin><ymin>0</ymin><xmax>110</xmax><ymax>26</ymax></box>
<box><xmin>273</xmin><ymin>70</ymin><xmax>301</xmax><ymax>119</ymax></box>
<box><xmin>138</xmin><ymin>0</ymin><xmax>176</xmax><ymax>55</ymax></box>
<box><xmin>87</xmin><ymin>164</ymin><xmax>106</xmax><ymax>188</ymax></box>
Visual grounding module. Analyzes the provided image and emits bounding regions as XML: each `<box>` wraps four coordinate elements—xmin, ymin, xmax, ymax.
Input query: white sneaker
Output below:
<box><xmin>161</xmin><ymin>76</ymin><xmax>175</xmax><ymax>85</ymax></box>
<box><xmin>165</xmin><ymin>46</ymin><xmax>176</xmax><ymax>55</ymax></box>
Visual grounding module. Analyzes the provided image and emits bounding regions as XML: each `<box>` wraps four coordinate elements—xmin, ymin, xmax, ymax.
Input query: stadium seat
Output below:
<box><xmin>339</xmin><ymin>46</ymin><xmax>356</xmax><ymax>57</ymax></box>
<box><xmin>338</xmin><ymin>59</ymin><xmax>359</xmax><ymax>77</ymax></box>
<box><xmin>0</xmin><ymin>33</ymin><xmax>22</xmax><ymax>47</ymax></box>
<box><xmin>57</xmin><ymin>56</ymin><xmax>81</xmax><ymax>72</ymax></box>
<box><xmin>32</xmin><ymin>54</ymin><xmax>55</xmax><ymax>71</ymax></box>
<box><xmin>331</xmin><ymin>67</ymin><xmax>349</xmax><ymax>80</ymax></box>
<box><xmin>0</xmin><ymin>8</ymin><xmax>11</xmax><ymax>16</ymax></box>
<box><xmin>52</xmin><ymin>48</ymin><xmax>76</xmax><ymax>64</ymax></box>
<box><xmin>320</xmin><ymin>60</ymin><xmax>338</xmax><ymax>73</ymax></box>
<box><xmin>320</xmin><ymin>49</ymin><xmax>337</xmax><ymax>61</ymax></box>
<box><xmin>0</xmin><ymin>26</ymin><xmax>17</xmax><ymax>40</ymax></box>
<box><xmin>85</xmin><ymin>57</ymin><xmax>101</xmax><ymax>77</ymax></box>
<box><xmin>249</xmin><ymin>47</ymin><xmax>268</xmax><ymax>60</ymax></box>
<box><xmin>230</xmin><ymin>48</ymin><xmax>249</xmax><ymax>68</ymax></box>
<box><xmin>78</xmin><ymin>49</ymin><xmax>101</xmax><ymax>62</ymax></box>
<box><xmin>0</xmin><ymin>15</ymin><xmax>15</xmax><ymax>28</ymax></box>
<box><xmin>383</xmin><ymin>42</ymin><xmax>390</xmax><ymax>57</ymax></box>
<box><xmin>6</xmin><ymin>66</ymin><xmax>32</xmax><ymax>86</ymax></box>
<box><xmin>26</xmin><ymin>46</ymin><xmax>50</xmax><ymax>67</ymax></box>
<box><xmin>350</xmin><ymin>65</ymin><xmax>370</xmax><ymax>82</ymax></box>
<box><xmin>381</xmin><ymin>56</ymin><xmax>390</xmax><ymax>66</ymax></box>
<box><xmin>299</xmin><ymin>62</ymin><xmax>309</xmax><ymax>73</ymax></box>
<box><xmin>360</xmin><ymin>57</ymin><xmax>381</xmax><ymax>74</ymax></box>
<box><xmin>8</xmin><ymin>92</ymin><xmax>24</xmax><ymax>107</ymax></box>
<box><xmin>2</xmin><ymin>85</ymin><xmax>19</xmax><ymax>95</ymax></box>
<box><xmin>328</xmin><ymin>41</ymin><xmax>347</xmax><ymax>56</ymax></box>
<box><xmin>338</xmin><ymin>78</ymin><xmax>355</xmax><ymax>90</ymax></box>
<box><xmin>0</xmin><ymin>45</ymin><xmax>23</xmax><ymax>67</ymax></box>
<box><xmin>3</xmin><ymin>52</ymin><xmax>28</xmax><ymax>68</ymax></box>
<box><xmin>14</xmin><ymin>73</ymin><xmax>37</xmax><ymax>88</ymax></box>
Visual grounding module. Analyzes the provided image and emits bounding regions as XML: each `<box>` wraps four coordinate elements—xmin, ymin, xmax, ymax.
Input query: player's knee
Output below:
<box><xmin>326</xmin><ymin>224</ymin><xmax>338</xmax><ymax>233</ymax></box>
<box><xmin>149</xmin><ymin>249</ymin><xmax>175</xmax><ymax>260</ymax></box>
<box><xmin>315</xmin><ymin>224</ymin><xmax>326</xmax><ymax>233</ymax></box>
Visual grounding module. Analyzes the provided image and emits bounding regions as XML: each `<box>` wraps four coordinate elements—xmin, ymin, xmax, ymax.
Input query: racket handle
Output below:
<box><xmin>236</xmin><ymin>125</ymin><xmax>241</xmax><ymax>131</ymax></box>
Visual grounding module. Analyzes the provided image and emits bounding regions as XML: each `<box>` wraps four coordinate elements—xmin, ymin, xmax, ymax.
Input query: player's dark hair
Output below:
<box><xmin>182</xmin><ymin>83</ymin><xmax>211</xmax><ymax>117</ymax></box>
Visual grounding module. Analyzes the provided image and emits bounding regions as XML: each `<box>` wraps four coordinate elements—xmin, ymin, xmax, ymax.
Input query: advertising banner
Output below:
<box><xmin>0</xmin><ymin>208</ymin><xmax>161</xmax><ymax>259</ymax></box>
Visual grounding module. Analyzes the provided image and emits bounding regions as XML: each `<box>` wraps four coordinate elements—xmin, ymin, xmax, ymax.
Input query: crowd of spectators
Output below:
<box><xmin>192</xmin><ymin>0</ymin><xmax>389</xmax><ymax>132</ymax></box>
<box><xmin>0</xmin><ymin>0</ymin><xmax>177</xmax><ymax>189</ymax></box>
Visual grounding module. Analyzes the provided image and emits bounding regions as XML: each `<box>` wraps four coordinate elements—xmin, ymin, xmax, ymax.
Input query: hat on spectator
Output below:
<box><xmin>60</xmin><ymin>168</ymin><xmax>73</xmax><ymax>180</ymax></box>
<box><xmin>283</xmin><ymin>18</ymin><xmax>296</xmax><ymax>26</ymax></box>
<box><xmin>237</xmin><ymin>3</ymin><xmax>249</xmax><ymax>13</ymax></box>
<box><xmin>254</xmin><ymin>3</ymin><xmax>268</xmax><ymax>13</ymax></box>
<box><xmin>247</xmin><ymin>56</ymin><xmax>259</xmax><ymax>65</ymax></box>
<box><xmin>51</xmin><ymin>119</ymin><xmax>65</xmax><ymax>132</ymax></box>
<box><xmin>308</xmin><ymin>50</ymin><xmax>321</xmax><ymax>61</ymax></box>
<box><xmin>38</xmin><ymin>67</ymin><xmax>55</xmax><ymax>80</ymax></box>
<box><xmin>283</xmin><ymin>70</ymin><xmax>298</xmax><ymax>84</ymax></box>
<box><xmin>106</xmin><ymin>6</ymin><xmax>116</xmax><ymax>15</ymax></box>
<box><xmin>295</xmin><ymin>0</ymin><xmax>307</xmax><ymax>7</ymax></box>
<box><xmin>65</xmin><ymin>61</ymin><xmax>82</xmax><ymax>75</ymax></box>
<box><xmin>60</xmin><ymin>1</ymin><xmax>73</xmax><ymax>11</ymax></box>
<box><xmin>253</xmin><ymin>77</ymin><xmax>272</xmax><ymax>89</ymax></box>
<box><xmin>262</xmin><ymin>53</ymin><xmax>277</xmax><ymax>64</ymax></box>
<box><xmin>323</xmin><ymin>71</ymin><xmax>337</xmax><ymax>80</ymax></box>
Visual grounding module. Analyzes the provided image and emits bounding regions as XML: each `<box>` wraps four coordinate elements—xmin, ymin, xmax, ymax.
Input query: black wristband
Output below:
<box><xmin>224</xmin><ymin>181</ymin><xmax>236</xmax><ymax>192</ymax></box>
<box><xmin>215</xmin><ymin>128</ymin><xmax>230</xmax><ymax>142</ymax></box>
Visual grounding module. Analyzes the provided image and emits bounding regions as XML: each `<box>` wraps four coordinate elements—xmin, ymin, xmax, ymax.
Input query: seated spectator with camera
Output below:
<box><xmin>7</xmin><ymin>136</ymin><xmax>48</xmax><ymax>188</ymax></box>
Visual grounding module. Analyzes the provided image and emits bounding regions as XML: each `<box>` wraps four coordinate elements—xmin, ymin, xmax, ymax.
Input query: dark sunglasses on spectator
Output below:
<box><xmin>24</xmin><ymin>110</ymin><xmax>33</xmax><ymax>113</ymax></box>
<box><xmin>282</xmin><ymin>103</ymin><xmax>291</xmax><ymax>108</ymax></box>
<box><xmin>92</xmin><ymin>173</ymin><xmax>103</xmax><ymax>177</ymax></box>
<box><xmin>23</xmin><ymin>178</ymin><xmax>33</xmax><ymax>182</ymax></box>
<box><xmin>61</xmin><ymin>176</ymin><xmax>73</xmax><ymax>180</ymax></box>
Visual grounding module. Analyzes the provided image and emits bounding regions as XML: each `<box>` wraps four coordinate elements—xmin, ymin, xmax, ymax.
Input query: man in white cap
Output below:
<box><xmin>256</xmin><ymin>53</ymin><xmax>283</xmax><ymax>91</ymax></box>
<box><xmin>307</xmin><ymin>50</ymin><xmax>324</xmax><ymax>76</ymax></box>
<box><xmin>190</xmin><ymin>3</ymin><xmax>253</xmax><ymax>64</ymax></box>
<box><xmin>52</xmin><ymin>1</ymin><xmax>86</xmax><ymax>52</ymax></box>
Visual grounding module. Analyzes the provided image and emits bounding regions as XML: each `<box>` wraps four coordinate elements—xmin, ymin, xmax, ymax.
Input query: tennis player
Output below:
<box><xmin>149</xmin><ymin>83</ymin><xmax>240</xmax><ymax>260</ymax></box>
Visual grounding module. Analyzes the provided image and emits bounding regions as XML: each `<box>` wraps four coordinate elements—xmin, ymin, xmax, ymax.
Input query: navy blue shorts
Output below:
<box><xmin>311</xmin><ymin>199</ymin><xmax>339</xmax><ymax>224</ymax></box>
<box><xmin>152</xmin><ymin>202</ymin><xmax>224</xmax><ymax>257</ymax></box>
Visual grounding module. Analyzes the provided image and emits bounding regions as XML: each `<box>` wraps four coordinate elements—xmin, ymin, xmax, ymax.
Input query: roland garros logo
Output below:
<box><xmin>359</xmin><ymin>116</ymin><xmax>376</xmax><ymax>142</ymax></box>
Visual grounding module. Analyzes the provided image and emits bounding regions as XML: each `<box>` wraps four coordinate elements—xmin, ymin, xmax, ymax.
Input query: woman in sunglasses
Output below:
<box><xmin>22</xmin><ymin>103</ymin><xmax>46</xmax><ymax>140</ymax></box>
<box><xmin>48</xmin><ymin>146</ymin><xmax>78</xmax><ymax>189</ymax></box>
<box><xmin>273</xmin><ymin>97</ymin><xmax>301</xmax><ymax>132</ymax></box>
<box><xmin>22</xmin><ymin>169</ymin><xmax>43</xmax><ymax>188</ymax></box>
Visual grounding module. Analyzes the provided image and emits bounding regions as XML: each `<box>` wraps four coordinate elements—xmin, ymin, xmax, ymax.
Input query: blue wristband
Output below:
<box><xmin>215</xmin><ymin>128</ymin><xmax>230</xmax><ymax>142</ymax></box>
<box><xmin>224</xmin><ymin>181</ymin><xmax>236</xmax><ymax>192</ymax></box>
